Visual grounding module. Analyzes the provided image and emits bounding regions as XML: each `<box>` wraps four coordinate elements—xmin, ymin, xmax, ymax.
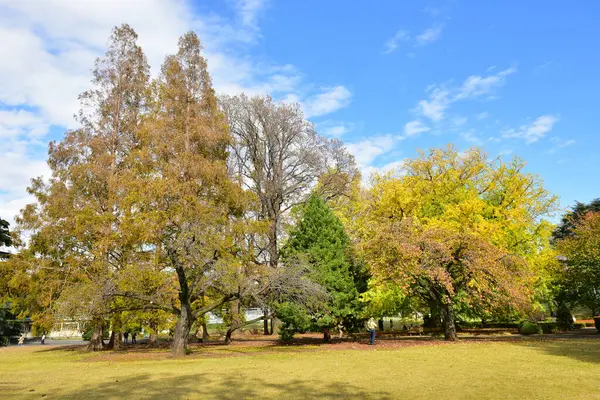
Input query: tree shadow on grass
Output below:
<box><xmin>55</xmin><ymin>373</ymin><xmax>393</xmax><ymax>400</ymax></box>
<box><xmin>512</xmin><ymin>338</ymin><xmax>600</xmax><ymax>365</ymax></box>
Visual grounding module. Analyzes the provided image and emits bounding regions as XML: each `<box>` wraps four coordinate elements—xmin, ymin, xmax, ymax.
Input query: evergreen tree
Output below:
<box><xmin>280</xmin><ymin>193</ymin><xmax>365</xmax><ymax>341</ymax></box>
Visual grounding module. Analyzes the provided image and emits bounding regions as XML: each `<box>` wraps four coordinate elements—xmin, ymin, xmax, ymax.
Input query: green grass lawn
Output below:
<box><xmin>1</xmin><ymin>339</ymin><xmax>600</xmax><ymax>399</ymax></box>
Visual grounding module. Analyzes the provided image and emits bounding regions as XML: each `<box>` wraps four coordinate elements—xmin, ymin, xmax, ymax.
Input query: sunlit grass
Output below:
<box><xmin>1</xmin><ymin>339</ymin><xmax>599</xmax><ymax>399</ymax></box>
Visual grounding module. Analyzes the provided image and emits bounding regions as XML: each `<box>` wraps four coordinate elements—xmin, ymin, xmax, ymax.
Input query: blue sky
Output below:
<box><xmin>1</xmin><ymin>0</ymin><xmax>599</xmax><ymax>225</ymax></box>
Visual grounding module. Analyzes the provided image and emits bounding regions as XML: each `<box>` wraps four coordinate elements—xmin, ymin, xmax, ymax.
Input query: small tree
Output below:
<box><xmin>280</xmin><ymin>194</ymin><xmax>366</xmax><ymax>341</ymax></box>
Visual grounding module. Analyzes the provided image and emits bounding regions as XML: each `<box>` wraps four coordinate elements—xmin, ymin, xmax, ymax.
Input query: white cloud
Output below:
<box><xmin>383</xmin><ymin>30</ymin><xmax>410</xmax><ymax>54</ymax></box>
<box><xmin>456</xmin><ymin>67</ymin><xmax>516</xmax><ymax>100</ymax></box>
<box><xmin>502</xmin><ymin>115</ymin><xmax>559</xmax><ymax>144</ymax></box>
<box><xmin>403</xmin><ymin>120</ymin><xmax>430</xmax><ymax>137</ymax></box>
<box><xmin>302</xmin><ymin>86</ymin><xmax>352</xmax><ymax>118</ymax></box>
<box><xmin>477</xmin><ymin>112</ymin><xmax>490</xmax><ymax>120</ymax></box>
<box><xmin>415</xmin><ymin>25</ymin><xmax>443</xmax><ymax>46</ymax></box>
<box><xmin>0</xmin><ymin>109</ymin><xmax>49</xmax><ymax>139</ymax></box>
<box><xmin>416</xmin><ymin>87</ymin><xmax>450</xmax><ymax>121</ymax></box>
<box><xmin>345</xmin><ymin>135</ymin><xmax>395</xmax><ymax>167</ymax></box>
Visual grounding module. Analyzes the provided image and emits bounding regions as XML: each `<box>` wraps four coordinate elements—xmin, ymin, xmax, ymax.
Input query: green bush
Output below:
<box><xmin>538</xmin><ymin>322</ymin><xmax>558</xmax><ymax>334</ymax></box>
<box><xmin>274</xmin><ymin>302</ymin><xmax>311</xmax><ymax>341</ymax></box>
<box><xmin>520</xmin><ymin>321</ymin><xmax>541</xmax><ymax>335</ymax></box>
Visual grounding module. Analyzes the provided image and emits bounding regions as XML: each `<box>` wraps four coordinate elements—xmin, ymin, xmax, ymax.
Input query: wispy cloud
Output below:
<box><xmin>237</xmin><ymin>0</ymin><xmax>268</xmax><ymax>28</ymax></box>
<box><xmin>502</xmin><ymin>115</ymin><xmax>559</xmax><ymax>144</ymax></box>
<box><xmin>546</xmin><ymin>137</ymin><xmax>575</xmax><ymax>154</ymax></box>
<box><xmin>415</xmin><ymin>25</ymin><xmax>443</xmax><ymax>46</ymax></box>
<box><xmin>317</xmin><ymin>120</ymin><xmax>355</xmax><ymax>138</ymax></box>
<box><xmin>415</xmin><ymin>67</ymin><xmax>516</xmax><ymax>122</ymax></box>
<box><xmin>383</xmin><ymin>30</ymin><xmax>410</xmax><ymax>54</ymax></box>
<box><xmin>455</xmin><ymin>67</ymin><xmax>516</xmax><ymax>100</ymax></box>
<box><xmin>403</xmin><ymin>120</ymin><xmax>430</xmax><ymax>137</ymax></box>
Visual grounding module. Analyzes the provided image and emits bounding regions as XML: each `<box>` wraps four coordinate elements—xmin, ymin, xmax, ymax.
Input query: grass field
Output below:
<box><xmin>1</xmin><ymin>338</ymin><xmax>600</xmax><ymax>399</ymax></box>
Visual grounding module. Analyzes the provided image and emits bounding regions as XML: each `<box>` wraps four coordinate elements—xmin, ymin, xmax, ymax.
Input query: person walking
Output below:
<box><xmin>131</xmin><ymin>332</ymin><xmax>137</xmax><ymax>344</ymax></box>
<box><xmin>123</xmin><ymin>332</ymin><xmax>129</xmax><ymax>344</ymax></box>
<box><xmin>41</xmin><ymin>334</ymin><xmax>46</xmax><ymax>345</ymax></box>
<box><xmin>367</xmin><ymin>317</ymin><xmax>377</xmax><ymax>345</ymax></box>
<box><xmin>18</xmin><ymin>334</ymin><xmax>25</xmax><ymax>346</ymax></box>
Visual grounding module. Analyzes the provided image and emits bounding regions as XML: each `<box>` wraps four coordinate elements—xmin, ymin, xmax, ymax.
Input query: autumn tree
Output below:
<box><xmin>15</xmin><ymin>24</ymin><xmax>150</xmax><ymax>351</ymax></box>
<box><xmin>220</xmin><ymin>95</ymin><xmax>357</xmax><ymax>334</ymax></box>
<box><xmin>555</xmin><ymin>211</ymin><xmax>600</xmax><ymax>316</ymax></box>
<box><xmin>553</xmin><ymin>198</ymin><xmax>600</xmax><ymax>241</ymax></box>
<box><xmin>357</xmin><ymin>146</ymin><xmax>557</xmax><ymax>340</ymax></box>
<box><xmin>279</xmin><ymin>193</ymin><xmax>367</xmax><ymax>341</ymax></box>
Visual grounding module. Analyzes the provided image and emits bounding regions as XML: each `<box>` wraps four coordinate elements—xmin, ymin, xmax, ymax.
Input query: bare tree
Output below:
<box><xmin>220</xmin><ymin>94</ymin><xmax>357</xmax><ymax>334</ymax></box>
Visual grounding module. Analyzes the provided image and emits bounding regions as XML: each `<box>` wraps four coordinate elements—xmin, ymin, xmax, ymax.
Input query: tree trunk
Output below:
<box><xmin>106</xmin><ymin>331</ymin><xmax>123</xmax><ymax>350</ymax></box>
<box><xmin>263</xmin><ymin>314</ymin><xmax>270</xmax><ymax>335</ymax></box>
<box><xmin>269</xmin><ymin>318</ymin><xmax>274</xmax><ymax>335</ymax></box>
<box><xmin>86</xmin><ymin>323</ymin><xmax>105</xmax><ymax>352</ymax></box>
<box><xmin>441</xmin><ymin>302</ymin><xmax>457</xmax><ymax>341</ymax></box>
<box><xmin>323</xmin><ymin>328</ymin><xmax>331</xmax><ymax>342</ymax></box>
<box><xmin>171</xmin><ymin>304</ymin><xmax>192</xmax><ymax>357</ymax></box>
<box><xmin>202</xmin><ymin>320</ymin><xmax>209</xmax><ymax>339</ymax></box>
<box><xmin>149</xmin><ymin>332</ymin><xmax>159</xmax><ymax>347</ymax></box>
<box><xmin>225</xmin><ymin>299</ymin><xmax>241</xmax><ymax>344</ymax></box>
<box><xmin>426</xmin><ymin>299</ymin><xmax>443</xmax><ymax>328</ymax></box>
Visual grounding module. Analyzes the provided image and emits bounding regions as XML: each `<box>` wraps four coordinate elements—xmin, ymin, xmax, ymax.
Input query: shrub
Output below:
<box><xmin>274</xmin><ymin>302</ymin><xmax>311</xmax><ymax>341</ymax></box>
<box><xmin>538</xmin><ymin>322</ymin><xmax>558</xmax><ymax>334</ymax></box>
<box><xmin>520</xmin><ymin>321</ymin><xmax>541</xmax><ymax>335</ymax></box>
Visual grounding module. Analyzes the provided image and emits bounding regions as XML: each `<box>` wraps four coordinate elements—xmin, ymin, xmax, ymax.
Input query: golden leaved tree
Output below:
<box><xmin>353</xmin><ymin>146</ymin><xmax>557</xmax><ymax>340</ymax></box>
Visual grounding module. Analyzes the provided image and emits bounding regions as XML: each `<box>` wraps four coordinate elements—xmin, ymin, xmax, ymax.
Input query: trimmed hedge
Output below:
<box><xmin>520</xmin><ymin>321</ymin><xmax>541</xmax><ymax>335</ymax></box>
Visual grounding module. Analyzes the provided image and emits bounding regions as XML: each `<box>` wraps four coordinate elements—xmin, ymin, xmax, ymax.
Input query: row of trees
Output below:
<box><xmin>1</xmin><ymin>24</ymin><xmax>596</xmax><ymax>353</ymax></box>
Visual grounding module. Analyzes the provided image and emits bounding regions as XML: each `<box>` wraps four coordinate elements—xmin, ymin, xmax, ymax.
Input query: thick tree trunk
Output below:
<box><xmin>86</xmin><ymin>323</ymin><xmax>105</xmax><ymax>352</ymax></box>
<box><xmin>269</xmin><ymin>318</ymin><xmax>274</xmax><ymax>335</ymax></box>
<box><xmin>106</xmin><ymin>331</ymin><xmax>123</xmax><ymax>350</ymax></box>
<box><xmin>323</xmin><ymin>328</ymin><xmax>331</xmax><ymax>342</ymax></box>
<box><xmin>441</xmin><ymin>302</ymin><xmax>457</xmax><ymax>341</ymax></box>
<box><xmin>225</xmin><ymin>299</ymin><xmax>241</xmax><ymax>344</ymax></box>
<box><xmin>171</xmin><ymin>304</ymin><xmax>192</xmax><ymax>357</ymax></box>
<box><xmin>172</xmin><ymin>265</ymin><xmax>194</xmax><ymax>357</ymax></box>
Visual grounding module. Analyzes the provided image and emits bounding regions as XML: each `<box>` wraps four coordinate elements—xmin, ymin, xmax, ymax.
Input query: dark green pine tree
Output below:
<box><xmin>281</xmin><ymin>193</ymin><xmax>365</xmax><ymax>341</ymax></box>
